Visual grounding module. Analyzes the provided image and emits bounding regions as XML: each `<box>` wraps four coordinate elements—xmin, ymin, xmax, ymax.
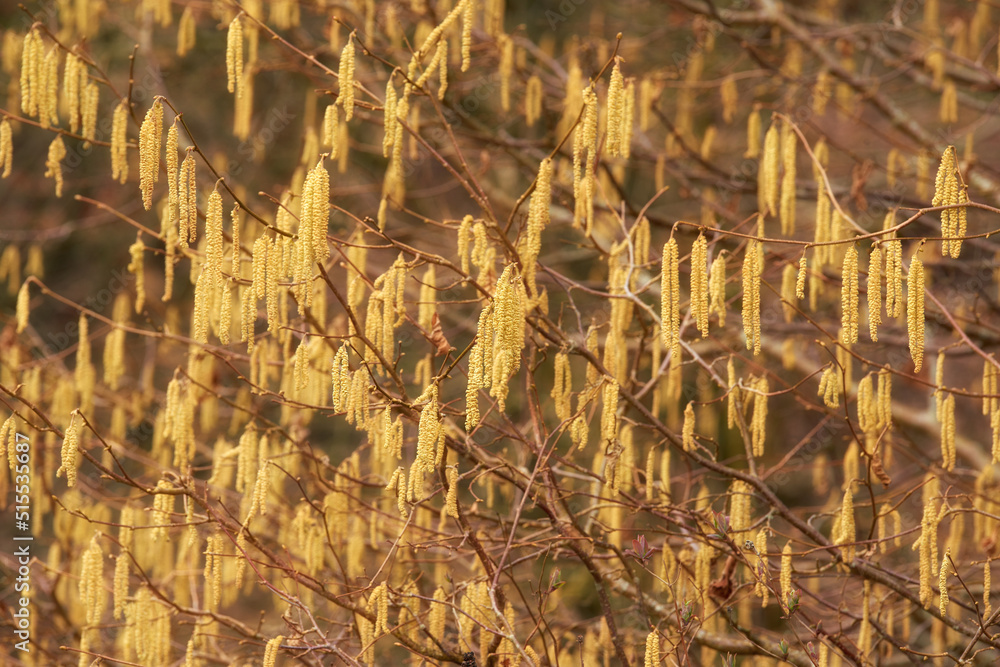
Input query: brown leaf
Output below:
<box><xmin>871</xmin><ymin>451</ymin><xmax>891</xmax><ymax>488</ymax></box>
<box><xmin>428</xmin><ymin>312</ymin><xmax>454</xmax><ymax>356</ymax></box>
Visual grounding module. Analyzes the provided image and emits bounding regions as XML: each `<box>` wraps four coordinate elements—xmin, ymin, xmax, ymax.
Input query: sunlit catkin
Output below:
<box><xmin>709</xmin><ymin>252</ymin><xmax>726</xmax><ymax>327</ymax></box>
<box><xmin>110</xmin><ymin>99</ymin><xmax>129</xmax><ymax>184</ymax></box>
<box><xmin>841</xmin><ymin>245</ymin><xmax>859</xmax><ymax>344</ymax></box>
<box><xmin>263</xmin><ymin>635</ymin><xmax>283</xmax><ymax>667</ymax></box>
<box><xmin>44</xmin><ymin>135</ymin><xmax>66</xmax><ymax>197</ymax></box>
<box><xmin>138</xmin><ymin>99</ymin><xmax>163</xmax><ymax>210</ymax></box>
<box><xmin>445</xmin><ymin>465</ymin><xmax>459</xmax><ymax>518</ymax></box>
<box><xmin>940</xmin><ymin>393</ymin><xmax>956</xmax><ymax>471</ymax></box>
<box><xmin>644</xmin><ymin>631</ymin><xmax>660</xmax><ymax>667</ymax></box>
<box><xmin>759</xmin><ymin>123</ymin><xmax>779</xmax><ymax>217</ymax></box>
<box><xmin>744</xmin><ymin>106</ymin><xmax>761</xmax><ymax>158</ymax></box>
<box><xmin>226</xmin><ymin>15</ymin><xmax>243</xmax><ymax>96</ymax></box>
<box><xmin>838</xmin><ymin>488</ymin><xmax>855</xmax><ymax>562</ymax></box>
<box><xmin>0</xmin><ymin>116</ymin><xmax>12</xmax><ymax>178</ymax></box>
<box><xmin>682</xmin><ymin>401</ymin><xmax>695</xmax><ymax>452</ymax></box>
<box><xmin>779</xmin><ymin>123</ymin><xmax>797</xmax><ymax>235</ymax></box>
<box><xmin>661</xmin><ymin>238</ymin><xmax>680</xmax><ymax>355</ymax></box>
<box><xmin>58</xmin><ymin>411</ymin><xmax>81</xmax><ymax>487</ymax></box>
<box><xmin>601</xmin><ymin>379</ymin><xmax>619</xmax><ymax>444</ymax></box>
<box><xmin>16</xmin><ymin>281</ymin><xmax>29</xmax><ymax>333</ymax></box>
<box><xmin>79</xmin><ymin>535</ymin><xmax>105</xmax><ymax>624</ymax></box>
<box><xmin>907</xmin><ymin>250</ymin><xmax>925</xmax><ymax>372</ymax></box>
<box><xmin>691</xmin><ymin>233</ymin><xmax>709</xmax><ymax>337</ymax></box>
<box><xmin>461</xmin><ymin>0</ymin><xmax>474</xmax><ymax>71</ymax></box>
<box><xmin>337</xmin><ymin>33</ymin><xmax>356</xmax><ymax>121</ymax></box>
<box><xmin>780</xmin><ymin>542</ymin><xmax>793</xmax><ymax>608</ymax></box>
<box><xmin>751</xmin><ymin>377</ymin><xmax>768</xmax><ymax>457</ymax></box>
<box><xmin>743</xmin><ymin>239</ymin><xmax>762</xmax><ymax>355</ymax></box>
<box><xmin>606</xmin><ymin>60</ymin><xmax>625</xmax><ymax>157</ymax></box>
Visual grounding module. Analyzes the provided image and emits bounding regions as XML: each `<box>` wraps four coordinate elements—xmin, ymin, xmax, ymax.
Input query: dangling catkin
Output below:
<box><xmin>337</xmin><ymin>33</ymin><xmax>356</xmax><ymax>121</ymax></box>
<box><xmin>779</xmin><ymin>122</ymin><xmax>797</xmax><ymax>235</ymax></box>
<box><xmin>111</xmin><ymin>99</ymin><xmax>129</xmax><ymax>184</ymax></box>
<box><xmin>742</xmin><ymin>238</ymin><xmax>762</xmax><ymax>355</ymax></box>
<box><xmin>138</xmin><ymin>99</ymin><xmax>163</xmax><ymax>210</ymax></box>
<box><xmin>263</xmin><ymin>635</ymin><xmax>283</xmax><ymax>667</ymax></box>
<box><xmin>58</xmin><ymin>411</ymin><xmax>81</xmax><ymax>487</ymax></box>
<box><xmin>0</xmin><ymin>116</ymin><xmax>12</xmax><ymax>178</ymax></box>
<box><xmin>907</xmin><ymin>250</ymin><xmax>925</xmax><ymax>372</ymax></box>
<box><xmin>841</xmin><ymin>245</ymin><xmax>859</xmax><ymax>344</ymax></box>
<box><xmin>661</xmin><ymin>238</ymin><xmax>680</xmax><ymax>355</ymax></box>
<box><xmin>682</xmin><ymin>401</ymin><xmax>695</xmax><ymax>451</ymax></box>
<box><xmin>709</xmin><ymin>252</ymin><xmax>726</xmax><ymax>327</ymax></box>
<box><xmin>44</xmin><ymin>135</ymin><xmax>66</xmax><ymax>197</ymax></box>
<box><xmin>226</xmin><ymin>15</ymin><xmax>243</xmax><ymax>96</ymax></box>
<box><xmin>15</xmin><ymin>281</ymin><xmax>29</xmax><ymax>333</ymax></box>
<box><xmin>759</xmin><ymin>123</ymin><xmax>779</xmax><ymax>217</ymax></box>
<box><xmin>751</xmin><ymin>376</ymin><xmax>768</xmax><ymax>457</ymax></box>
<box><xmin>644</xmin><ymin>631</ymin><xmax>660</xmax><ymax>667</ymax></box>
<box><xmin>940</xmin><ymin>393</ymin><xmax>956</xmax><ymax>471</ymax></box>
<box><xmin>867</xmin><ymin>244</ymin><xmax>882</xmax><ymax>341</ymax></box>
<box><xmin>744</xmin><ymin>106</ymin><xmax>761</xmax><ymax>158</ymax></box>
<box><xmin>690</xmin><ymin>233</ymin><xmax>709</xmax><ymax>337</ymax></box>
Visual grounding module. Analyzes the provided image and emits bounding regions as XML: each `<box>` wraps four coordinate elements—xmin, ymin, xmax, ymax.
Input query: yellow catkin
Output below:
<box><xmin>682</xmin><ymin>401</ymin><xmax>695</xmax><ymax>452</ymax></box>
<box><xmin>940</xmin><ymin>79</ymin><xmax>957</xmax><ymax>124</ymax></box>
<box><xmin>940</xmin><ymin>393</ymin><xmax>956</xmax><ymax>471</ymax></box>
<box><xmin>263</xmin><ymin>635</ymin><xmax>283</xmax><ymax>667</ymax></box>
<box><xmin>520</xmin><ymin>158</ymin><xmax>552</xmax><ymax>299</ymax></box>
<box><xmin>111</xmin><ymin>99</ymin><xmax>129</xmax><ymax>184</ymax></box>
<box><xmin>727</xmin><ymin>357</ymin><xmax>738</xmax><ymax>429</ymax></box>
<box><xmin>177</xmin><ymin>7</ymin><xmax>196</xmax><ymax>56</ymax></box>
<box><xmin>445</xmin><ymin>465</ymin><xmax>459</xmax><ymax>518</ymax></box>
<box><xmin>780</xmin><ymin>542</ymin><xmax>793</xmax><ymax>608</ymax></box>
<box><xmin>601</xmin><ymin>379</ymin><xmax>619</xmax><ymax>444</ymax></box>
<box><xmin>644</xmin><ymin>631</ymin><xmax>660</xmax><ymax>667</ymax></box>
<box><xmin>113</xmin><ymin>552</ymin><xmax>129</xmax><ymax>620</ymax></box>
<box><xmin>709</xmin><ymin>253</ymin><xmax>726</xmax><ymax>327</ymax></box>
<box><xmin>868</xmin><ymin>244</ymin><xmax>882</xmax><ymax>341</ymax></box>
<box><xmin>818</xmin><ymin>365</ymin><xmax>840</xmax><ymax>408</ymax></box>
<box><xmin>838</xmin><ymin>488</ymin><xmax>855</xmax><ymax>562</ymax></box>
<box><xmin>660</xmin><ymin>238</ymin><xmax>680</xmax><ymax>355</ymax></box>
<box><xmin>781</xmin><ymin>263</ymin><xmax>796</xmax><ymax>322</ymax></box>
<box><xmin>227</xmin><ymin>15</ymin><xmax>243</xmax><ymax>96</ymax></box>
<box><xmin>759</xmin><ymin>123</ymin><xmax>780</xmax><ymax>217</ymax></box>
<box><xmin>917</xmin><ymin>499</ymin><xmax>935</xmax><ymax>608</ymax></box>
<box><xmin>606</xmin><ymin>61</ymin><xmax>625</xmax><ymax>157</ymax></box>
<box><xmin>885</xmin><ymin>238</ymin><xmax>903</xmax><ymax>318</ymax></box>
<box><xmin>525</xmin><ymin>74</ymin><xmax>543</xmax><ymax>126</ymax></box>
<box><xmin>0</xmin><ymin>116</ymin><xmax>12</xmax><ymax>178</ymax></box>
<box><xmin>63</xmin><ymin>52</ymin><xmax>82</xmax><ymax>133</ymax></box>
<box><xmin>742</xmin><ymin>238</ymin><xmax>762</xmax><ymax>355</ymax></box>
<box><xmin>337</xmin><ymin>33</ymin><xmax>356</xmax><ymax>121</ymax></box>
<box><xmin>138</xmin><ymin>99</ymin><xmax>163</xmax><ymax>210</ymax></box>
<box><xmin>841</xmin><ymin>245</ymin><xmax>859</xmax><ymax>344</ymax></box>
<box><xmin>720</xmin><ymin>75</ymin><xmax>737</xmax><ymax>124</ymax></box>
<box><xmin>779</xmin><ymin>122</ymin><xmax>797</xmax><ymax>235</ymax></box>
<box><xmin>44</xmin><ymin>135</ymin><xmax>66</xmax><ymax>197</ymax></box>
<box><xmin>39</xmin><ymin>46</ymin><xmax>58</xmax><ymax>129</ymax></box>
<box><xmin>907</xmin><ymin>250</ymin><xmax>925</xmax><ymax>372</ymax></box>
<box><xmin>938</xmin><ymin>548</ymin><xmax>951</xmax><ymax>617</ymax></box>
<box><xmin>461</xmin><ymin>0</ymin><xmax>474</xmax><ymax>71</ymax></box>
<box><xmin>754</xmin><ymin>527</ymin><xmax>769</xmax><ymax>606</ymax></box>
<box><xmin>552</xmin><ymin>351</ymin><xmax>572</xmax><ymax>423</ymax></box>
<box><xmin>691</xmin><ymin>233</ymin><xmax>709</xmax><ymax>337</ymax></box>
<box><xmin>751</xmin><ymin>376</ymin><xmax>768</xmax><ymax>457</ymax></box>
<box><xmin>984</xmin><ymin>561</ymin><xmax>992</xmax><ymax>619</ymax></box>
<box><xmin>16</xmin><ymin>281</ymin><xmax>29</xmax><ymax>333</ymax></box>
<box><xmin>79</xmin><ymin>535</ymin><xmax>104</xmax><ymax>624</ymax></box>
<box><xmin>58</xmin><ymin>411</ymin><xmax>81</xmax><ymax>487</ymax></box>
<box><xmin>744</xmin><ymin>106</ymin><xmax>761</xmax><ymax>158</ymax></box>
